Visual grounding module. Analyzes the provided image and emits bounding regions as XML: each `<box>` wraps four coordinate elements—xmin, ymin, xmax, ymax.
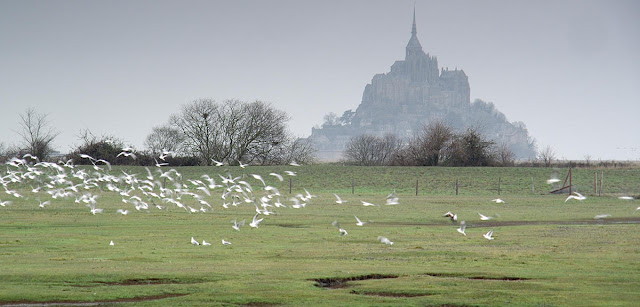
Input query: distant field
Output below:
<box><xmin>1</xmin><ymin>165</ymin><xmax>639</xmax><ymax>306</ymax></box>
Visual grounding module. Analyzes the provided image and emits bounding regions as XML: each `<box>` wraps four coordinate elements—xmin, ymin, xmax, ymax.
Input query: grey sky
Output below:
<box><xmin>1</xmin><ymin>0</ymin><xmax>638</xmax><ymax>160</ymax></box>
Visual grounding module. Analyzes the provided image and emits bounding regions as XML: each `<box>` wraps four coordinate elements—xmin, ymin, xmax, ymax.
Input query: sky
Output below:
<box><xmin>1</xmin><ymin>0</ymin><xmax>639</xmax><ymax>160</ymax></box>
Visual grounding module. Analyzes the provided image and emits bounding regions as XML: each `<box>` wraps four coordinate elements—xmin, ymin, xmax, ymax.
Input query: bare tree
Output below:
<box><xmin>170</xmin><ymin>99</ymin><xmax>298</xmax><ymax>165</ymax></box>
<box><xmin>538</xmin><ymin>145</ymin><xmax>556</xmax><ymax>167</ymax></box>
<box><xmin>445</xmin><ymin>127</ymin><xmax>495</xmax><ymax>166</ymax></box>
<box><xmin>344</xmin><ymin>134</ymin><xmax>403</xmax><ymax>166</ymax></box>
<box><xmin>145</xmin><ymin>124</ymin><xmax>185</xmax><ymax>156</ymax></box>
<box><xmin>584</xmin><ymin>154</ymin><xmax>592</xmax><ymax>168</ymax></box>
<box><xmin>170</xmin><ymin>99</ymin><xmax>218</xmax><ymax>165</ymax></box>
<box><xmin>16</xmin><ymin>108</ymin><xmax>59</xmax><ymax>160</ymax></box>
<box><xmin>494</xmin><ymin>142</ymin><xmax>516</xmax><ymax>166</ymax></box>
<box><xmin>403</xmin><ymin>120</ymin><xmax>453</xmax><ymax>166</ymax></box>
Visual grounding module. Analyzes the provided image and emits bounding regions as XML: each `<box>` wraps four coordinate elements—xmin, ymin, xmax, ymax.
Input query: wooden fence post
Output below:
<box><xmin>455</xmin><ymin>179</ymin><xmax>459</xmax><ymax>196</ymax></box>
<box><xmin>415</xmin><ymin>180</ymin><xmax>418</xmax><ymax>196</ymax></box>
<box><xmin>289</xmin><ymin>177</ymin><xmax>292</xmax><ymax>194</ymax></box>
<box><xmin>531</xmin><ymin>177</ymin><xmax>535</xmax><ymax>193</ymax></box>
<box><xmin>599</xmin><ymin>170</ymin><xmax>604</xmax><ymax>196</ymax></box>
<box><xmin>498</xmin><ymin>177</ymin><xmax>501</xmax><ymax>195</ymax></box>
<box><xmin>594</xmin><ymin>172</ymin><xmax>597</xmax><ymax>194</ymax></box>
<box><xmin>352</xmin><ymin>178</ymin><xmax>355</xmax><ymax>195</ymax></box>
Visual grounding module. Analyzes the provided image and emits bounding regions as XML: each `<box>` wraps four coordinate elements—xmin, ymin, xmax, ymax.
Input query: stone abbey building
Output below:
<box><xmin>309</xmin><ymin>11</ymin><xmax>536</xmax><ymax>161</ymax></box>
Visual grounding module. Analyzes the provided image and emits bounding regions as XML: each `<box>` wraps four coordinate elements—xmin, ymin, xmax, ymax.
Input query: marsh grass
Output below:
<box><xmin>0</xmin><ymin>166</ymin><xmax>639</xmax><ymax>306</ymax></box>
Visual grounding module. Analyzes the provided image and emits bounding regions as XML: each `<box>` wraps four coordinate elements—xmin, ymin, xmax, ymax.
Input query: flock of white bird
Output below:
<box><xmin>1</xmin><ymin>151</ymin><xmax>638</xmax><ymax>248</ymax></box>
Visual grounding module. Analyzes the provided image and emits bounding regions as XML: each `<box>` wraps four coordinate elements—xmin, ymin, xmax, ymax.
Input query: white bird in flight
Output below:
<box><xmin>565</xmin><ymin>192</ymin><xmax>587</xmax><ymax>203</ymax></box>
<box><xmin>116</xmin><ymin>209</ymin><xmax>129</xmax><ymax>215</ymax></box>
<box><xmin>250</xmin><ymin>213</ymin><xmax>264</xmax><ymax>228</ymax></box>
<box><xmin>222</xmin><ymin>239</ymin><xmax>232</xmax><ymax>245</ymax></box>
<box><xmin>377</xmin><ymin>236</ymin><xmax>394</xmax><ymax>245</ymax></box>
<box><xmin>361</xmin><ymin>200</ymin><xmax>379</xmax><ymax>207</ymax></box>
<box><xmin>232</xmin><ymin>219</ymin><xmax>245</xmax><ymax>231</ymax></box>
<box><xmin>334</xmin><ymin>193</ymin><xmax>348</xmax><ymax>204</ymax></box>
<box><xmin>211</xmin><ymin>159</ymin><xmax>224</xmax><ymax>166</ymax></box>
<box><xmin>109</xmin><ymin>240</ymin><xmax>114</xmax><ymax>246</ymax></box>
<box><xmin>443</xmin><ymin>211</ymin><xmax>457</xmax><ymax>222</ymax></box>
<box><xmin>457</xmin><ymin>221</ymin><xmax>467</xmax><ymax>236</ymax></box>
<box><xmin>483</xmin><ymin>229</ymin><xmax>495</xmax><ymax>240</ymax></box>
<box><xmin>491</xmin><ymin>198</ymin><xmax>506</xmax><ymax>204</ymax></box>
<box><xmin>269</xmin><ymin>172</ymin><xmax>283</xmax><ymax>181</ymax></box>
<box><xmin>477</xmin><ymin>212</ymin><xmax>494</xmax><ymax>221</ymax></box>
<box><xmin>594</xmin><ymin>214</ymin><xmax>611</xmax><ymax>219</ymax></box>
<box><xmin>202</xmin><ymin>240</ymin><xmax>212</xmax><ymax>246</ymax></box>
<box><xmin>618</xmin><ymin>196</ymin><xmax>634</xmax><ymax>200</ymax></box>
<box><xmin>332</xmin><ymin>221</ymin><xmax>348</xmax><ymax>237</ymax></box>
<box><xmin>354</xmin><ymin>216</ymin><xmax>369</xmax><ymax>226</ymax></box>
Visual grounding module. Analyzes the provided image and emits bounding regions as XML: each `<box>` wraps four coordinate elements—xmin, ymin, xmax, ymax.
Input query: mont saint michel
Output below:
<box><xmin>309</xmin><ymin>11</ymin><xmax>536</xmax><ymax>161</ymax></box>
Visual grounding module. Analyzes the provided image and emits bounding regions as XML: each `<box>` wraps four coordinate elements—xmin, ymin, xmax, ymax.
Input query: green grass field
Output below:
<box><xmin>1</xmin><ymin>165</ymin><xmax>639</xmax><ymax>306</ymax></box>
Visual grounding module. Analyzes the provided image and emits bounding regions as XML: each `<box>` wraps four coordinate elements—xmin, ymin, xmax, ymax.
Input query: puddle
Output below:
<box><xmin>421</xmin><ymin>273</ymin><xmax>529</xmax><ymax>281</ymax></box>
<box><xmin>311</xmin><ymin>274</ymin><xmax>399</xmax><ymax>289</ymax></box>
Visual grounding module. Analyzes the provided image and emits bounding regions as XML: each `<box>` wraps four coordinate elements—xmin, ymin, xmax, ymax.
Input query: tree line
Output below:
<box><xmin>0</xmin><ymin>99</ymin><xmax>315</xmax><ymax>166</ymax></box>
<box><xmin>343</xmin><ymin>120</ymin><xmax>517</xmax><ymax>167</ymax></box>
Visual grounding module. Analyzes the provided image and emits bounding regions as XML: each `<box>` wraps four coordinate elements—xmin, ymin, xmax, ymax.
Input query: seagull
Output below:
<box><xmin>109</xmin><ymin>240</ymin><xmax>114</xmax><ymax>246</ymax></box>
<box><xmin>289</xmin><ymin>197</ymin><xmax>306</xmax><ymax>209</ymax></box>
<box><xmin>202</xmin><ymin>240</ymin><xmax>212</xmax><ymax>246</ymax></box>
<box><xmin>154</xmin><ymin>158</ymin><xmax>169</xmax><ymax>167</ymax></box>
<box><xmin>457</xmin><ymin>221</ymin><xmax>467</xmax><ymax>236</ymax></box>
<box><xmin>289</xmin><ymin>161</ymin><xmax>300</xmax><ymax>166</ymax></box>
<box><xmin>483</xmin><ymin>229</ymin><xmax>495</xmax><ymax>240</ymax></box>
<box><xmin>361</xmin><ymin>200</ymin><xmax>379</xmax><ymax>207</ymax></box>
<box><xmin>251</xmin><ymin>174</ymin><xmax>266</xmax><ymax>186</ymax></box>
<box><xmin>191</xmin><ymin>237</ymin><xmax>200</xmax><ymax>245</ymax></box>
<box><xmin>249</xmin><ymin>213</ymin><xmax>264</xmax><ymax>228</ymax></box>
<box><xmin>477</xmin><ymin>212</ymin><xmax>494</xmax><ymax>221</ymax></box>
<box><xmin>594</xmin><ymin>214</ymin><xmax>611</xmax><ymax>219</ymax></box>
<box><xmin>491</xmin><ymin>198</ymin><xmax>506</xmax><ymax>204</ymax></box>
<box><xmin>238</xmin><ymin>161</ymin><xmax>248</xmax><ymax>168</ymax></box>
<box><xmin>159</xmin><ymin>150</ymin><xmax>173</xmax><ymax>161</ymax></box>
<box><xmin>546</xmin><ymin>178</ymin><xmax>561</xmax><ymax>184</ymax></box>
<box><xmin>565</xmin><ymin>192</ymin><xmax>587</xmax><ymax>203</ymax></box>
<box><xmin>332</xmin><ymin>221</ymin><xmax>348</xmax><ymax>237</ymax></box>
<box><xmin>269</xmin><ymin>172</ymin><xmax>283</xmax><ymax>181</ymax></box>
<box><xmin>354</xmin><ymin>216</ymin><xmax>369</xmax><ymax>226</ymax></box>
<box><xmin>284</xmin><ymin>170</ymin><xmax>297</xmax><ymax>176</ymax></box>
<box><xmin>0</xmin><ymin>200</ymin><xmax>12</xmax><ymax>207</ymax></box>
<box><xmin>222</xmin><ymin>239</ymin><xmax>232</xmax><ymax>245</ymax></box>
<box><xmin>377</xmin><ymin>236</ymin><xmax>394</xmax><ymax>245</ymax></box>
<box><xmin>635</xmin><ymin>207</ymin><xmax>640</xmax><ymax>213</ymax></box>
<box><xmin>38</xmin><ymin>199</ymin><xmax>51</xmax><ymax>208</ymax></box>
<box><xmin>232</xmin><ymin>219</ymin><xmax>245</xmax><ymax>231</ymax></box>
<box><xmin>443</xmin><ymin>211</ymin><xmax>457</xmax><ymax>222</ymax></box>
<box><xmin>618</xmin><ymin>196</ymin><xmax>634</xmax><ymax>200</ymax></box>
<box><xmin>333</xmin><ymin>193</ymin><xmax>348</xmax><ymax>204</ymax></box>
<box><xmin>116</xmin><ymin>150</ymin><xmax>137</xmax><ymax>159</ymax></box>
<box><xmin>116</xmin><ymin>209</ymin><xmax>129</xmax><ymax>215</ymax></box>
<box><xmin>211</xmin><ymin>159</ymin><xmax>224</xmax><ymax>166</ymax></box>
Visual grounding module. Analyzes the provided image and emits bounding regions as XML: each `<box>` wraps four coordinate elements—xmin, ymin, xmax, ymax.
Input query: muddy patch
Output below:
<box><xmin>421</xmin><ymin>273</ymin><xmax>529</xmax><ymax>281</ymax></box>
<box><xmin>350</xmin><ymin>289</ymin><xmax>433</xmax><ymax>297</ymax></box>
<box><xmin>311</xmin><ymin>274</ymin><xmax>399</xmax><ymax>289</ymax></box>
<box><xmin>0</xmin><ymin>293</ymin><xmax>188</xmax><ymax>307</ymax></box>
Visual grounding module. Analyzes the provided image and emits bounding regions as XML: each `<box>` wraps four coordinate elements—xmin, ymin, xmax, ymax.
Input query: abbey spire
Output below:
<box><xmin>406</xmin><ymin>7</ymin><xmax>424</xmax><ymax>58</ymax></box>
